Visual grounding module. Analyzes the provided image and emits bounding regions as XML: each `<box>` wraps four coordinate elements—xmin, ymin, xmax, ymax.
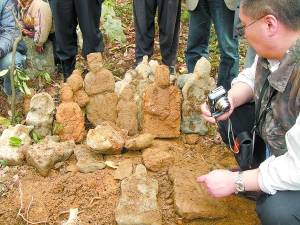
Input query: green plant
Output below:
<box><xmin>0</xmin><ymin>160</ymin><xmax>7</xmax><ymax>167</ymax></box>
<box><xmin>101</xmin><ymin>3</ymin><xmax>126</xmax><ymax>44</ymax></box>
<box><xmin>10</xmin><ymin>111</ymin><xmax>22</xmax><ymax>125</ymax></box>
<box><xmin>9</xmin><ymin>136</ymin><xmax>23</xmax><ymax>147</ymax></box>
<box><xmin>181</xmin><ymin>9</ymin><xmax>189</xmax><ymax>23</ymax></box>
<box><xmin>0</xmin><ymin>116</ymin><xmax>11</xmax><ymax>128</ymax></box>
<box><xmin>37</xmin><ymin>71</ymin><xmax>52</xmax><ymax>84</ymax></box>
<box><xmin>14</xmin><ymin>68</ymin><xmax>31</xmax><ymax>95</ymax></box>
<box><xmin>53</xmin><ymin>121</ymin><xmax>63</xmax><ymax>135</ymax></box>
<box><xmin>30</xmin><ymin>130</ymin><xmax>42</xmax><ymax>143</ymax></box>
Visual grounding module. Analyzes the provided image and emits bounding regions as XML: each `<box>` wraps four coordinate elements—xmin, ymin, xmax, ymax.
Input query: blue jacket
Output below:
<box><xmin>0</xmin><ymin>0</ymin><xmax>19</xmax><ymax>58</ymax></box>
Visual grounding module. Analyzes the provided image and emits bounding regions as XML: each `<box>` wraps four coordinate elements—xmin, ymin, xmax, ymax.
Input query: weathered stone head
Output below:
<box><xmin>154</xmin><ymin>65</ymin><xmax>170</xmax><ymax>88</ymax></box>
<box><xmin>194</xmin><ymin>57</ymin><xmax>211</xmax><ymax>78</ymax></box>
<box><xmin>66</xmin><ymin>69</ymin><xmax>83</xmax><ymax>92</ymax></box>
<box><xmin>60</xmin><ymin>83</ymin><xmax>73</xmax><ymax>102</ymax></box>
<box><xmin>87</xmin><ymin>52</ymin><xmax>103</xmax><ymax>73</ymax></box>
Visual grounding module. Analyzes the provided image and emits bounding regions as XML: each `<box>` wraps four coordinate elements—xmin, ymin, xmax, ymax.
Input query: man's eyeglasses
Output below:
<box><xmin>235</xmin><ymin>16</ymin><xmax>265</xmax><ymax>38</ymax></box>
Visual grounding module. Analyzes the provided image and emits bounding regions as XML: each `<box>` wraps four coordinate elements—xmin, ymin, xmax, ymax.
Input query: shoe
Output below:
<box><xmin>169</xmin><ymin>66</ymin><xmax>176</xmax><ymax>75</ymax></box>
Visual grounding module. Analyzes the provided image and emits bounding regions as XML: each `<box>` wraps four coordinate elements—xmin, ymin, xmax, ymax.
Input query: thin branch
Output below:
<box><xmin>9</xmin><ymin>9</ymin><xmax>22</xmax><ymax>124</ymax></box>
<box><xmin>26</xmin><ymin>196</ymin><xmax>33</xmax><ymax>225</ymax></box>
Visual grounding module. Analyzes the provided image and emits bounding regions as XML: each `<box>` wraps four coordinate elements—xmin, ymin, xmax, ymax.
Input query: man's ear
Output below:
<box><xmin>263</xmin><ymin>15</ymin><xmax>278</xmax><ymax>36</ymax></box>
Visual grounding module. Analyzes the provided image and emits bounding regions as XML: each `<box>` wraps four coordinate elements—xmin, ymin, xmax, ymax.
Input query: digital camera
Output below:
<box><xmin>208</xmin><ymin>86</ymin><xmax>231</xmax><ymax>118</ymax></box>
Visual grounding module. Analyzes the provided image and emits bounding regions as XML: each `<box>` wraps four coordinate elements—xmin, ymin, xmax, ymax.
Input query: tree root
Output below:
<box><xmin>16</xmin><ymin>177</ymin><xmax>48</xmax><ymax>225</ymax></box>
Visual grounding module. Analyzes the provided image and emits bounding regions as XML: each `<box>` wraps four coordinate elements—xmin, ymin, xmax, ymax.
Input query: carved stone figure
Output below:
<box><xmin>143</xmin><ymin>65</ymin><xmax>181</xmax><ymax>138</ymax></box>
<box><xmin>179</xmin><ymin>57</ymin><xmax>215</xmax><ymax>134</ymax></box>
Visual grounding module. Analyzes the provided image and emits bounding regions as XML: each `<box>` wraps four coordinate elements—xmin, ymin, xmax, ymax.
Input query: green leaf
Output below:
<box><xmin>43</xmin><ymin>72</ymin><xmax>51</xmax><ymax>83</ymax></box>
<box><xmin>0</xmin><ymin>160</ymin><xmax>7</xmax><ymax>167</ymax></box>
<box><xmin>0</xmin><ymin>116</ymin><xmax>11</xmax><ymax>127</ymax></box>
<box><xmin>0</xmin><ymin>69</ymin><xmax>9</xmax><ymax>77</ymax></box>
<box><xmin>22</xmin><ymin>82</ymin><xmax>31</xmax><ymax>95</ymax></box>
<box><xmin>30</xmin><ymin>130</ymin><xmax>42</xmax><ymax>143</ymax></box>
<box><xmin>9</xmin><ymin>136</ymin><xmax>23</xmax><ymax>147</ymax></box>
<box><xmin>53</xmin><ymin>121</ymin><xmax>63</xmax><ymax>135</ymax></box>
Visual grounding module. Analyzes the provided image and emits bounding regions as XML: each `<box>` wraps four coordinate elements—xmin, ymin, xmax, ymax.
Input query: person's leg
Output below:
<box><xmin>185</xmin><ymin>0</ymin><xmax>211</xmax><ymax>73</ymax></box>
<box><xmin>49</xmin><ymin>0</ymin><xmax>77</xmax><ymax>78</ymax></box>
<box><xmin>133</xmin><ymin>0</ymin><xmax>156</xmax><ymax>65</ymax></box>
<box><xmin>157</xmin><ymin>0</ymin><xmax>181</xmax><ymax>67</ymax></box>
<box><xmin>210</xmin><ymin>0</ymin><xmax>239</xmax><ymax>90</ymax></box>
<box><xmin>75</xmin><ymin>0</ymin><xmax>104</xmax><ymax>57</ymax></box>
<box><xmin>0</xmin><ymin>52</ymin><xmax>26</xmax><ymax>96</ymax></box>
<box><xmin>256</xmin><ymin>191</ymin><xmax>300</xmax><ymax>225</ymax></box>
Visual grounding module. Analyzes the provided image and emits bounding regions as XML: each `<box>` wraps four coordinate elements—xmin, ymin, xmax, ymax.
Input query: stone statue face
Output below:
<box><xmin>87</xmin><ymin>53</ymin><xmax>103</xmax><ymax>72</ymax></box>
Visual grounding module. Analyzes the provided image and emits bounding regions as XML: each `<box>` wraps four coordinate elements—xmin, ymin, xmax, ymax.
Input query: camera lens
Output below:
<box><xmin>215</xmin><ymin>97</ymin><xmax>230</xmax><ymax>112</ymax></box>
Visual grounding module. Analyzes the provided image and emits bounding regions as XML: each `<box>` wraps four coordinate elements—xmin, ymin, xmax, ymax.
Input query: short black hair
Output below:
<box><xmin>240</xmin><ymin>0</ymin><xmax>300</xmax><ymax>31</ymax></box>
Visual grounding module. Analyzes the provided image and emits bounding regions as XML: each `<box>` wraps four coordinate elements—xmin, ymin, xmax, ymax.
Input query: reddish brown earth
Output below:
<box><xmin>0</xmin><ymin>135</ymin><xmax>259</xmax><ymax>225</ymax></box>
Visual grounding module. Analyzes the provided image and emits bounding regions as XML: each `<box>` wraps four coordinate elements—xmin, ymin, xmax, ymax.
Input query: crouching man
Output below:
<box><xmin>199</xmin><ymin>0</ymin><xmax>300</xmax><ymax>224</ymax></box>
<box><xmin>0</xmin><ymin>0</ymin><xmax>26</xmax><ymax>97</ymax></box>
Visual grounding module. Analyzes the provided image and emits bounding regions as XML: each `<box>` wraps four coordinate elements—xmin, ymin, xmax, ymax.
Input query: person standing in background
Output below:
<box><xmin>49</xmin><ymin>0</ymin><xmax>105</xmax><ymax>79</ymax></box>
<box><xmin>133</xmin><ymin>0</ymin><xmax>181</xmax><ymax>74</ymax></box>
<box><xmin>185</xmin><ymin>0</ymin><xmax>239</xmax><ymax>90</ymax></box>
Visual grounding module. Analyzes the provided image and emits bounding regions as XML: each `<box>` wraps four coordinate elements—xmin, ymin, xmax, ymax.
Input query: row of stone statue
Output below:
<box><xmin>25</xmin><ymin>52</ymin><xmax>216</xmax><ymax>143</ymax></box>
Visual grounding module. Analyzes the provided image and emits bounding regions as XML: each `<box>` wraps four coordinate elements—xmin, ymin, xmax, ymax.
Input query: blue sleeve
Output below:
<box><xmin>0</xmin><ymin>0</ymin><xmax>19</xmax><ymax>58</ymax></box>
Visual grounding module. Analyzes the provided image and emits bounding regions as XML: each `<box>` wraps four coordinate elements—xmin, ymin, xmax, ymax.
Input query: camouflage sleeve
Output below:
<box><xmin>0</xmin><ymin>0</ymin><xmax>19</xmax><ymax>57</ymax></box>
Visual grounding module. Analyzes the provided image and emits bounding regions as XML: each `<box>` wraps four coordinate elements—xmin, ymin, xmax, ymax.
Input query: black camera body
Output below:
<box><xmin>208</xmin><ymin>86</ymin><xmax>231</xmax><ymax>118</ymax></box>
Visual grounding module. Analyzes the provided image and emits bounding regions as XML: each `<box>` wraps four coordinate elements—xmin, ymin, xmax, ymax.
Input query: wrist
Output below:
<box><xmin>227</xmin><ymin>91</ymin><xmax>236</xmax><ymax>109</ymax></box>
<box><xmin>234</xmin><ymin>171</ymin><xmax>245</xmax><ymax>194</ymax></box>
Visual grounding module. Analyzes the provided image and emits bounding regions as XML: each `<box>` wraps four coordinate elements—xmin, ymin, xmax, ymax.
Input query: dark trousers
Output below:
<box><xmin>185</xmin><ymin>0</ymin><xmax>239</xmax><ymax>90</ymax></box>
<box><xmin>219</xmin><ymin>103</ymin><xmax>300</xmax><ymax>225</ymax></box>
<box><xmin>133</xmin><ymin>0</ymin><xmax>181</xmax><ymax>67</ymax></box>
<box><xmin>49</xmin><ymin>0</ymin><xmax>104</xmax><ymax>78</ymax></box>
<box><xmin>257</xmin><ymin>191</ymin><xmax>300</xmax><ymax>225</ymax></box>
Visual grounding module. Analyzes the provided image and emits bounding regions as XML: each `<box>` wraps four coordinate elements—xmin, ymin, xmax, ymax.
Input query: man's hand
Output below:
<box><xmin>22</xmin><ymin>28</ymin><xmax>34</xmax><ymax>38</ymax></box>
<box><xmin>197</xmin><ymin>170</ymin><xmax>237</xmax><ymax>198</ymax></box>
<box><xmin>35</xmin><ymin>45</ymin><xmax>44</xmax><ymax>54</ymax></box>
<box><xmin>200</xmin><ymin>95</ymin><xmax>234</xmax><ymax>123</ymax></box>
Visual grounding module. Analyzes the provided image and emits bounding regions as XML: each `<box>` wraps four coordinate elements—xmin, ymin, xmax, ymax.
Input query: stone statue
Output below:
<box><xmin>143</xmin><ymin>65</ymin><xmax>181</xmax><ymax>138</ymax></box>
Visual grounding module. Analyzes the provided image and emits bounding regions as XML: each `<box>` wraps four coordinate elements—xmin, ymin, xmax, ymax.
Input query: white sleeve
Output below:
<box><xmin>231</xmin><ymin>55</ymin><xmax>258</xmax><ymax>91</ymax></box>
<box><xmin>258</xmin><ymin>113</ymin><xmax>300</xmax><ymax>194</ymax></box>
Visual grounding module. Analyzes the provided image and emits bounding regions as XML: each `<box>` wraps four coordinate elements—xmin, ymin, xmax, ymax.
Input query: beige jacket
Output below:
<box><xmin>21</xmin><ymin>0</ymin><xmax>52</xmax><ymax>46</ymax></box>
<box><xmin>186</xmin><ymin>0</ymin><xmax>238</xmax><ymax>11</ymax></box>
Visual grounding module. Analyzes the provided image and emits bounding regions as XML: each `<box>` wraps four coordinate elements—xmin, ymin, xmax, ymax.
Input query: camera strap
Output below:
<box><xmin>251</xmin><ymin>73</ymin><xmax>277</xmax><ymax>156</ymax></box>
<box><xmin>253</xmin><ymin>76</ymin><xmax>277</xmax><ymax>134</ymax></box>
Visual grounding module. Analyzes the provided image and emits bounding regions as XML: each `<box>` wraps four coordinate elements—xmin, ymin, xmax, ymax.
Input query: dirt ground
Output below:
<box><xmin>0</xmin><ymin>134</ymin><xmax>260</xmax><ymax>225</ymax></box>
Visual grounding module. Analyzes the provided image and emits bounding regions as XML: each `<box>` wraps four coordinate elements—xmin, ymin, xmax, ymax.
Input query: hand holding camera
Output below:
<box><xmin>201</xmin><ymin>86</ymin><xmax>234</xmax><ymax>123</ymax></box>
